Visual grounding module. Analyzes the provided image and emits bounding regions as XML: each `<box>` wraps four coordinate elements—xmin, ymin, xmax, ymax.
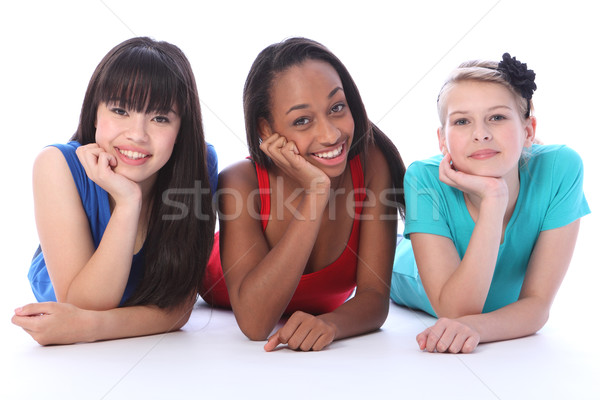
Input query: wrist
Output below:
<box><xmin>456</xmin><ymin>314</ymin><xmax>482</xmax><ymax>335</ymax></box>
<box><xmin>479</xmin><ymin>196</ymin><xmax>508</xmax><ymax>218</ymax></box>
<box><xmin>83</xmin><ymin>309</ymin><xmax>103</xmax><ymax>343</ymax></box>
<box><xmin>112</xmin><ymin>195</ymin><xmax>143</xmax><ymax>216</ymax></box>
<box><xmin>317</xmin><ymin>314</ymin><xmax>340</xmax><ymax>340</ymax></box>
<box><xmin>303</xmin><ymin>175</ymin><xmax>331</xmax><ymax>194</ymax></box>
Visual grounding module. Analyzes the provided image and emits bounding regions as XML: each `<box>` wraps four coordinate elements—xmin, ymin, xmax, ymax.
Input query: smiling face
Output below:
<box><xmin>95</xmin><ymin>101</ymin><xmax>181</xmax><ymax>187</ymax></box>
<box><xmin>438</xmin><ymin>80</ymin><xmax>535</xmax><ymax>179</ymax></box>
<box><xmin>261</xmin><ymin>59</ymin><xmax>355</xmax><ymax>177</ymax></box>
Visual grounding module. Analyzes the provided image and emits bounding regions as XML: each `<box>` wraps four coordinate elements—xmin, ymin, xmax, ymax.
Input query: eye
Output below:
<box><xmin>331</xmin><ymin>103</ymin><xmax>345</xmax><ymax>113</ymax></box>
<box><xmin>490</xmin><ymin>115</ymin><xmax>506</xmax><ymax>121</ymax></box>
<box><xmin>110</xmin><ymin>107</ymin><xmax>128</xmax><ymax>116</ymax></box>
<box><xmin>454</xmin><ymin>118</ymin><xmax>468</xmax><ymax>126</ymax></box>
<box><xmin>152</xmin><ymin>115</ymin><xmax>170</xmax><ymax>123</ymax></box>
<box><xmin>293</xmin><ymin>117</ymin><xmax>310</xmax><ymax>126</ymax></box>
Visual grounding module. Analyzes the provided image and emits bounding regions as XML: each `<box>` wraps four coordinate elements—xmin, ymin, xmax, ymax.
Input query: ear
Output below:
<box><xmin>523</xmin><ymin>116</ymin><xmax>537</xmax><ymax>148</ymax></box>
<box><xmin>437</xmin><ymin>127</ymin><xmax>447</xmax><ymax>155</ymax></box>
<box><xmin>258</xmin><ymin>118</ymin><xmax>273</xmax><ymax>141</ymax></box>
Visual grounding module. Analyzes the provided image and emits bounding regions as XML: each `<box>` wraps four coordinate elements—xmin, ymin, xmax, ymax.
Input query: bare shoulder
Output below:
<box><xmin>33</xmin><ymin>146</ymin><xmax>73</xmax><ymax>185</ymax></box>
<box><xmin>33</xmin><ymin>146</ymin><xmax>69</xmax><ymax>172</ymax></box>
<box><xmin>218</xmin><ymin>159</ymin><xmax>259</xmax><ymax>192</ymax></box>
<box><xmin>362</xmin><ymin>143</ymin><xmax>392</xmax><ymax>188</ymax></box>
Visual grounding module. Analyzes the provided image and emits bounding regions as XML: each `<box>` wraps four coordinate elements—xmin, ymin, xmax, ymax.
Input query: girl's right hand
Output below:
<box><xmin>260</xmin><ymin>133</ymin><xmax>330</xmax><ymax>193</ymax></box>
<box><xmin>438</xmin><ymin>153</ymin><xmax>508</xmax><ymax>206</ymax></box>
<box><xmin>76</xmin><ymin>144</ymin><xmax>141</xmax><ymax>206</ymax></box>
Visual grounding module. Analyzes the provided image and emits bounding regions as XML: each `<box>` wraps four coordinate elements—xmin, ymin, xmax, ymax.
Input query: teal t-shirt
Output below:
<box><xmin>391</xmin><ymin>144</ymin><xmax>590</xmax><ymax>316</ymax></box>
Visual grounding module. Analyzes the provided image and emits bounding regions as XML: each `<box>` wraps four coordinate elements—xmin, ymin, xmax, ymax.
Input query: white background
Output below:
<box><xmin>0</xmin><ymin>1</ymin><xmax>598</xmax><ymax>397</ymax></box>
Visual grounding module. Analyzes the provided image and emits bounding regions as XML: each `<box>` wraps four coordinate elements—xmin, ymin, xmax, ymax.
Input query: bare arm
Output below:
<box><xmin>12</xmin><ymin>297</ymin><xmax>194</xmax><ymax>345</ymax></box>
<box><xmin>34</xmin><ymin>145</ymin><xmax>141</xmax><ymax>310</ymax></box>
<box><xmin>414</xmin><ymin>153</ymin><xmax>509</xmax><ymax>317</ymax></box>
<box><xmin>219</xmin><ymin>159</ymin><xmax>330</xmax><ymax>340</ymax></box>
<box><xmin>317</xmin><ymin>147</ymin><xmax>396</xmax><ymax>339</ymax></box>
<box><xmin>265</xmin><ymin>146</ymin><xmax>397</xmax><ymax>351</ymax></box>
<box><xmin>417</xmin><ymin>220</ymin><xmax>580</xmax><ymax>353</ymax></box>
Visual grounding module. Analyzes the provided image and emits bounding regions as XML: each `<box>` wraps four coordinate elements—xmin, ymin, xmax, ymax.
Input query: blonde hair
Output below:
<box><xmin>437</xmin><ymin>60</ymin><xmax>533</xmax><ymax>130</ymax></box>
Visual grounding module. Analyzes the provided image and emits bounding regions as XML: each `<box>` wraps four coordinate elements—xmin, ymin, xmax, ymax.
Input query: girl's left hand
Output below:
<box><xmin>264</xmin><ymin>311</ymin><xmax>336</xmax><ymax>352</ymax></box>
<box><xmin>416</xmin><ymin>317</ymin><xmax>480</xmax><ymax>354</ymax></box>
<box><xmin>11</xmin><ymin>302</ymin><xmax>96</xmax><ymax>345</ymax></box>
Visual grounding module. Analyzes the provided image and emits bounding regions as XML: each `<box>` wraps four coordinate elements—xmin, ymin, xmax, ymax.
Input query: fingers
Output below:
<box><xmin>260</xmin><ymin>133</ymin><xmax>302</xmax><ymax>169</ymax></box>
<box><xmin>438</xmin><ymin>153</ymin><xmax>459</xmax><ymax>187</ymax></box>
<box><xmin>12</xmin><ymin>312</ymin><xmax>43</xmax><ymax>331</ymax></box>
<box><xmin>418</xmin><ymin>318</ymin><xmax>480</xmax><ymax>354</ymax></box>
<box><xmin>77</xmin><ymin>144</ymin><xmax>117</xmax><ymax>179</ymax></box>
<box><xmin>14</xmin><ymin>302</ymin><xmax>56</xmax><ymax>316</ymax></box>
<box><xmin>461</xmin><ymin>334</ymin><xmax>480</xmax><ymax>354</ymax></box>
<box><xmin>263</xmin><ymin>311</ymin><xmax>335</xmax><ymax>352</ymax></box>
<box><xmin>264</xmin><ymin>332</ymin><xmax>282</xmax><ymax>352</ymax></box>
<box><xmin>259</xmin><ymin>133</ymin><xmax>288</xmax><ymax>161</ymax></box>
<box><xmin>416</xmin><ymin>329</ymin><xmax>429</xmax><ymax>350</ymax></box>
<box><xmin>12</xmin><ymin>302</ymin><xmax>59</xmax><ymax>331</ymax></box>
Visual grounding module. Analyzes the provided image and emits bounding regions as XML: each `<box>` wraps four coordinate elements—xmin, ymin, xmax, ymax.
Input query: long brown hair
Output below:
<box><xmin>72</xmin><ymin>37</ymin><xmax>215</xmax><ymax>308</ymax></box>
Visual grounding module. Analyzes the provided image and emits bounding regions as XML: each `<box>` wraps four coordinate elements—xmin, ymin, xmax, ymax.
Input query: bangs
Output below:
<box><xmin>96</xmin><ymin>46</ymin><xmax>182</xmax><ymax>114</ymax></box>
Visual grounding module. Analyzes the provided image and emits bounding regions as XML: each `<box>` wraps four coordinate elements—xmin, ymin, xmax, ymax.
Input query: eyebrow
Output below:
<box><xmin>285</xmin><ymin>86</ymin><xmax>344</xmax><ymax>115</ymax></box>
<box><xmin>106</xmin><ymin>100</ymin><xmax>178</xmax><ymax>116</ymax></box>
<box><xmin>448</xmin><ymin>105</ymin><xmax>513</xmax><ymax>117</ymax></box>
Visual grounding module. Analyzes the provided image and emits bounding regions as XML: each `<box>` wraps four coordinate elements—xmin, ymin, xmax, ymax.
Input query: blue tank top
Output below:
<box><xmin>28</xmin><ymin>141</ymin><xmax>219</xmax><ymax>306</ymax></box>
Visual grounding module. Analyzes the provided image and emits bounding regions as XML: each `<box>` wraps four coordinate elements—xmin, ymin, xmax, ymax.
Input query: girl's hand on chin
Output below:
<box><xmin>438</xmin><ymin>153</ymin><xmax>508</xmax><ymax>205</ymax></box>
<box><xmin>77</xmin><ymin>144</ymin><xmax>142</xmax><ymax>206</ymax></box>
<box><xmin>260</xmin><ymin>133</ymin><xmax>330</xmax><ymax>193</ymax></box>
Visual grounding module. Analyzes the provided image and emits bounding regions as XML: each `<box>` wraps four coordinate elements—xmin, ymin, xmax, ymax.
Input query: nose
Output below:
<box><xmin>472</xmin><ymin>122</ymin><xmax>491</xmax><ymax>142</ymax></box>
<box><xmin>318</xmin><ymin>118</ymin><xmax>341</xmax><ymax>145</ymax></box>
<box><xmin>126</xmin><ymin>115</ymin><xmax>149</xmax><ymax>142</ymax></box>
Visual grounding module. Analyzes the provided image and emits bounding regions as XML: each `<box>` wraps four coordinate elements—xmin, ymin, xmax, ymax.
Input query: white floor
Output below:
<box><xmin>3</xmin><ymin>297</ymin><xmax>599</xmax><ymax>400</ymax></box>
<box><xmin>3</xmin><ymin>216</ymin><xmax>599</xmax><ymax>399</ymax></box>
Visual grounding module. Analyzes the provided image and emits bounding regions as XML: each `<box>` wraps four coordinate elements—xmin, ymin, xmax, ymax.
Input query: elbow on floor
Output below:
<box><xmin>239</xmin><ymin>320</ymin><xmax>272</xmax><ymax>342</ymax></box>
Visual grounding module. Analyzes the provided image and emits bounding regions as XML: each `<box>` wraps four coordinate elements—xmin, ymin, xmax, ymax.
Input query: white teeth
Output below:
<box><xmin>118</xmin><ymin>149</ymin><xmax>148</xmax><ymax>160</ymax></box>
<box><xmin>314</xmin><ymin>144</ymin><xmax>343</xmax><ymax>159</ymax></box>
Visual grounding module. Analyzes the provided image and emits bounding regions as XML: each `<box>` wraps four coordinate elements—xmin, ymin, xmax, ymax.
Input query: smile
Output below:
<box><xmin>312</xmin><ymin>143</ymin><xmax>344</xmax><ymax>160</ymax></box>
<box><xmin>469</xmin><ymin>149</ymin><xmax>499</xmax><ymax>160</ymax></box>
<box><xmin>117</xmin><ymin>148</ymin><xmax>150</xmax><ymax>160</ymax></box>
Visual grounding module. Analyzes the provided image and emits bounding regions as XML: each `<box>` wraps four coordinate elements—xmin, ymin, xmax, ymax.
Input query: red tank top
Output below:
<box><xmin>202</xmin><ymin>156</ymin><xmax>365</xmax><ymax>315</ymax></box>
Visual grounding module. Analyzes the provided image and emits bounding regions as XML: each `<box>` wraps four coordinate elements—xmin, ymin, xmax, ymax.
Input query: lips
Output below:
<box><xmin>309</xmin><ymin>141</ymin><xmax>348</xmax><ymax>167</ymax></box>
<box><xmin>312</xmin><ymin>143</ymin><xmax>344</xmax><ymax>159</ymax></box>
<box><xmin>469</xmin><ymin>149</ymin><xmax>499</xmax><ymax>160</ymax></box>
<box><xmin>117</xmin><ymin>148</ymin><xmax>150</xmax><ymax>160</ymax></box>
<box><xmin>115</xmin><ymin>146</ymin><xmax>152</xmax><ymax>165</ymax></box>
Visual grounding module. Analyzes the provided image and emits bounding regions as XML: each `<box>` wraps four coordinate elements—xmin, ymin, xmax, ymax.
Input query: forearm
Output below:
<box><xmin>457</xmin><ymin>296</ymin><xmax>550</xmax><ymax>343</ymax></box>
<box><xmin>318</xmin><ymin>289</ymin><xmax>390</xmax><ymax>341</ymax></box>
<box><xmin>88</xmin><ymin>301</ymin><xmax>193</xmax><ymax>342</ymax></box>
<box><xmin>437</xmin><ymin>202</ymin><xmax>504</xmax><ymax>316</ymax></box>
<box><xmin>65</xmin><ymin>204</ymin><xmax>140</xmax><ymax>309</ymax></box>
<box><xmin>234</xmin><ymin>193</ymin><xmax>328</xmax><ymax>338</ymax></box>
